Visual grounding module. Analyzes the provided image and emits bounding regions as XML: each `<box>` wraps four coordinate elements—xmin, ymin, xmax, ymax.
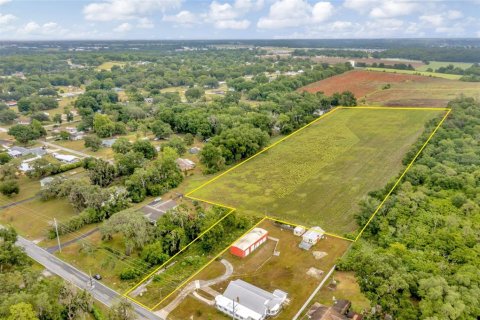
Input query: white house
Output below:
<box><xmin>215</xmin><ymin>279</ymin><xmax>288</xmax><ymax>320</ymax></box>
<box><xmin>53</xmin><ymin>153</ymin><xmax>79</xmax><ymax>164</ymax></box>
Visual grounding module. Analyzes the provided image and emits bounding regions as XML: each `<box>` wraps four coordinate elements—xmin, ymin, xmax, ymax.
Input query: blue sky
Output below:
<box><xmin>0</xmin><ymin>0</ymin><xmax>480</xmax><ymax>40</ymax></box>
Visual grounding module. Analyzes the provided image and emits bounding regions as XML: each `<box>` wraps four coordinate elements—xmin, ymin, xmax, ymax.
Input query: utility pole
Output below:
<box><xmin>54</xmin><ymin>218</ymin><xmax>61</xmax><ymax>253</ymax></box>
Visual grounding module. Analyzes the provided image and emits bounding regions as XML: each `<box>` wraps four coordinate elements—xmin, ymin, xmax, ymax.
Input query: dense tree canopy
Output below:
<box><xmin>340</xmin><ymin>97</ymin><xmax>480</xmax><ymax>319</ymax></box>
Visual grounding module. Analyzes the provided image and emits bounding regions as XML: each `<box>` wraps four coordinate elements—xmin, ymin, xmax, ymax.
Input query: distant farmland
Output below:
<box><xmin>189</xmin><ymin>107</ymin><xmax>445</xmax><ymax>236</ymax></box>
<box><xmin>299</xmin><ymin>70</ymin><xmax>437</xmax><ymax>97</ymax></box>
<box><xmin>299</xmin><ymin>70</ymin><xmax>480</xmax><ymax>107</ymax></box>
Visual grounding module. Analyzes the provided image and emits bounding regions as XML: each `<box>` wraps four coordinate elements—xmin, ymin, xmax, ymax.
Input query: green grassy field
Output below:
<box><xmin>95</xmin><ymin>61</ymin><xmax>126</xmax><ymax>71</ymax></box>
<box><xmin>190</xmin><ymin>108</ymin><xmax>444</xmax><ymax>236</ymax></box>
<box><xmin>365</xmin><ymin>68</ymin><xmax>462</xmax><ymax>80</ymax></box>
<box><xmin>416</xmin><ymin>61</ymin><xmax>472</xmax><ymax>72</ymax></box>
<box><xmin>309</xmin><ymin>271</ymin><xmax>370</xmax><ymax>314</ymax></box>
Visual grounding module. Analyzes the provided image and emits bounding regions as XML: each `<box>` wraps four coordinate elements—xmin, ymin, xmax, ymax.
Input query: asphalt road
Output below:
<box><xmin>16</xmin><ymin>236</ymin><xmax>161</xmax><ymax>320</ymax></box>
<box><xmin>40</xmin><ymin>140</ymin><xmax>98</xmax><ymax>159</ymax></box>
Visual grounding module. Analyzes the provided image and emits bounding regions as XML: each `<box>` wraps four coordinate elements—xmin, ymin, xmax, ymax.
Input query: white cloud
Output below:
<box><xmin>235</xmin><ymin>0</ymin><xmax>264</xmax><ymax>12</ymax></box>
<box><xmin>420</xmin><ymin>14</ymin><xmax>443</xmax><ymax>27</ymax></box>
<box><xmin>330</xmin><ymin>20</ymin><xmax>353</xmax><ymax>30</ymax></box>
<box><xmin>18</xmin><ymin>21</ymin><xmax>67</xmax><ymax>36</ymax></box>
<box><xmin>113</xmin><ymin>22</ymin><xmax>132</xmax><ymax>32</ymax></box>
<box><xmin>214</xmin><ymin>19</ymin><xmax>250</xmax><ymax>29</ymax></box>
<box><xmin>163</xmin><ymin>10</ymin><xmax>198</xmax><ymax>25</ymax></box>
<box><xmin>343</xmin><ymin>0</ymin><xmax>372</xmax><ymax>13</ymax></box>
<box><xmin>22</xmin><ymin>21</ymin><xmax>39</xmax><ymax>33</ymax></box>
<box><xmin>258</xmin><ymin>0</ymin><xmax>334</xmax><ymax>29</ymax></box>
<box><xmin>312</xmin><ymin>2</ymin><xmax>334</xmax><ymax>23</ymax></box>
<box><xmin>83</xmin><ymin>0</ymin><xmax>181</xmax><ymax>21</ymax></box>
<box><xmin>208</xmin><ymin>1</ymin><xmax>238</xmax><ymax>20</ymax></box>
<box><xmin>369</xmin><ymin>1</ymin><xmax>418</xmax><ymax>19</ymax></box>
<box><xmin>204</xmin><ymin>0</ymin><xmax>262</xmax><ymax>29</ymax></box>
<box><xmin>447</xmin><ymin>10</ymin><xmax>463</xmax><ymax>20</ymax></box>
<box><xmin>0</xmin><ymin>0</ymin><xmax>11</xmax><ymax>5</ymax></box>
<box><xmin>137</xmin><ymin>18</ymin><xmax>153</xmax><ymax>29</ymax></box>
<box><xmin>344</xmin><ymin>0</ymin><xmax>418</xmax><ymax>18</ymax></box>
<box><xmin>0</xmin><ymin>13</ymin><xmax>15</xmax><ymax>24</ymax></box>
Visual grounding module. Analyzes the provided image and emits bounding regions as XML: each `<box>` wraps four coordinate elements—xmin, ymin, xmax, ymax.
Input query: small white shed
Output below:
<box><xmin>293</xmin><ymin>226</ymin><xmax>306</xmax><ymax>236</ymax></box>
<box><xmin>302</xmin><ymin>226</ymin><xmax>325</xmax><ymax>245</ymax></box>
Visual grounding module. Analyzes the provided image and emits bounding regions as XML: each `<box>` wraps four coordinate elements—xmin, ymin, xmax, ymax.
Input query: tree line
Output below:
<box><xmin>339</xmin><ymin>97</ymin><xmax>480</xmax><ymax>319</ymax></box>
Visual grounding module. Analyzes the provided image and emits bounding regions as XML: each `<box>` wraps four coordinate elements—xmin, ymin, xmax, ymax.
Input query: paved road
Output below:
<box><xmin>16</xmin><ymin>236</ymin><xmax>161</xmax><ymax>320</ymax></box>
<box><xmin>40</xmin><ymin>140</ymin><xmax>98</xmax><ymax>159</ymax></box>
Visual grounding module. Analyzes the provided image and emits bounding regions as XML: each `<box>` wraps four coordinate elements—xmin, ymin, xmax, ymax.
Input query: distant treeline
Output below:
<box><xmin>292</xmin><ymin>49</ymin><xmax>369</xmax><ymax>58</ymax></box>
<box><xmin>427</xmin><ymin>63</ymin><xmax>480</xmax><ymax>81</ymax></box>
<box><xmin>1</xmin><ymin>39</ymin><xmax>480</xmax><ymax>55</ymax></box>
<box><xmin>356</xmin><ymin>62</ymin><xmax>414</xmax><ymax>70</ymax></box>
<box><xmin>374</xmin><ymin>47</ymin><xmax>480</xmax><ymax>63</ymax></box>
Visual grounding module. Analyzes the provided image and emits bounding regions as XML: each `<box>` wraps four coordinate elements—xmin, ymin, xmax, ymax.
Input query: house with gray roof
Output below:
<box><xmin>8</xmin><ymin>146</ymin><xmax>47</xmax><ymax>158</ymax></box>
<box><xmin>215</xmin><ymin>279</ymin><xmax>288</xmax><ymax>320</ymax></box>
<box><xmin>101</xmin><ymin>138</ymin><xmax>117</xmax><ymax>148</ymax></box>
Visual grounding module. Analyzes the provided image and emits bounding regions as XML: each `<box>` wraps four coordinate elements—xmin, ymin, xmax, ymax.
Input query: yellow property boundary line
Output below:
<box><xmin>124</xmin><ymin>106</ymin><xmax>451</xmax><ymax>311</ymax></box>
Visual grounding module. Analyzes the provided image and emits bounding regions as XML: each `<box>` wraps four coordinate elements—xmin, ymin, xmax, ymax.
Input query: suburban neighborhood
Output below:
<box><xmin>0</xmin><ymin>5</ymin><xmax>479</xmax><ymax>319</ymax></box>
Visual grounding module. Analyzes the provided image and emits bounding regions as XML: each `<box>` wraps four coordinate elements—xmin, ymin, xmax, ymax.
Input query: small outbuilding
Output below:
<box><xmin>230</xmin><ymin>228</ymin><xmax>268</xmax><ymax>258</ymax></box>
<box><xmin>294</xmin><ymin>226</ymin><xmax>306</xmax><ymax>236</ymax></box>
<box><xmin>299</xmin><ymin>226</ymin><xmax>325</xmax><ymax>250</ymax></box>
<box><xmin>53</xmin><ymin>153</ymin><xmax>79</xmax><ymax>164</ymax></box>
<box><xmin>175</xmin><ymin>158</ymin><xmax>195</xmax><ymax>171</ymax></box>
<box><xmin>302</xmin><ymin>226</ymin><xmax>325</xmax><ymax>245</ymax></box>
<box><xmin>101</xmin><ymin>139</ymin><xmax>117</xmax><ymax>148</ymax></box>
<box><xmin>188</xmin><ymin>147</ymin><xmax>201</xmax><ymax>154</ymax></box>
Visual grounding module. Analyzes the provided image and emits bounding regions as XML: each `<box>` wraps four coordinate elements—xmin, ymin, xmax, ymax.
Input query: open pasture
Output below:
<box><xmin>189</xmin><ymin>107</ymin><xmax>445</xmax><ymax>236</ymax></box>
<box><xmin>95</xmin><ymin>61</ymin><xmax>126</xmax><ymax>71</ymax></box>
<box><xmin>416</xmin><ymin>61</ymin><xmax>473</xmax><ymax>72</ymax></box>
<box><xmin>366</xmin><ymin>78</ymin><xmax>480</xmax><ymax>108</ymax></box>
<box><xmin>365</xmin><ymin>67</ymin><xmax>462</xmax><ymax>80</ymax></box>
<box><xmin>299</xmin><ymin>70</ymin><xmax>480</xmax><ymax>107</ymax></box>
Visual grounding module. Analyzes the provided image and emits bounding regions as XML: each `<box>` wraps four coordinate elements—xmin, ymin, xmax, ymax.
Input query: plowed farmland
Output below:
<box><xmin>299</xmin><ymin>70</ymin><xmax>439</xmax><ymax>97</ymax></box>
<box><xmin>299</xmin><ymin>70</ymin><xmax>480</xmax><ymax>107</ymax></box>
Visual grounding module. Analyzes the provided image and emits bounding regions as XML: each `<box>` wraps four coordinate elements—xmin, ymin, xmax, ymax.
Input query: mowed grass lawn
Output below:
<box><xmin>190</xmin><ymin>108</ymin><xmax>445</xmax><ymax>236</ymax></box>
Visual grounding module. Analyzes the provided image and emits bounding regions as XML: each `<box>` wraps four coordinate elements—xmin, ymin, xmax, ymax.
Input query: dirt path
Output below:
<box><xmin>155</xmin><ymin>259</ymin><xmax>233</xmax><ymax>319</ymax></box>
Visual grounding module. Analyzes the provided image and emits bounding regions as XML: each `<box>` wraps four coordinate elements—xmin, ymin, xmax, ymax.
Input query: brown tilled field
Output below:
<box><xmin>299</xmin><ymin>70</ymin><xmax>438</xmax><ymax>97</ymax></box>
<box><xmin>299</xmin><ymin>70</ymin><xmax>480</xmax><ymax>107</ymax></box>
